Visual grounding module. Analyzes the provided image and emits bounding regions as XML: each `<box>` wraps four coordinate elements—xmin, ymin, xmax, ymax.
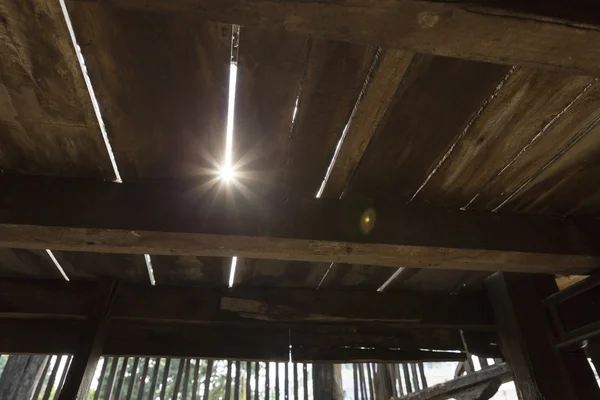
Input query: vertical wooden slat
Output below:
<box><xmin>254</xmin><ymin>362</ymin><xmax>260</xmax><ymax>400</ymax></box>
<box><xmin>192</xmin><ymin>359</ymin><xmax>201</xmax><ymax>400</ymax></box>
<box><xmin>42</xmin><ymin>356</ymin><xmax>60</xmax><ymax>400</ymax></box>
<box><xmin>478</xmin><ymin>357</ymin><xmax>490</xmax><ymax>368</ymax></box>
<box><xmin>418</xmin><ymin>363</ymin><xmax>428</xmax><ymax>389</ymax></box>
<box><xmin>293</xmin><ymin>363</ymin><xmax>299</xmax><ymax>400</ymax></box>
<box><xmin>246</xmin><ymin>362</ymin><xmax>252</xmax><ymax>400</ymax></box>
<box><xmin>303</xmin><ymin>364</ymin><xmax>308</xmax><ymax>400</ymax></box>
<box><xmin>234</xmin><ymin>360</ymin><xmax>241</xmax><ymax>400</ymax></box>
<box><xmin>265</xmin><ymin>362</ymin><xmax>270</xmax><ymax>400</ymax></box>
<box><xmin>410</xmin><ymin>364</ymin><xmax>420</xmax><ymax>391</ymax></box>
<box><xmin>183</xmin><ymin>358</ymin><xmax>191</xmax><ymax>399</ymax></box>
<box><xmin>32</xmin><ymin>356</ymin><xmax>51</xmax><ymax>400</ymax></box>
<box><xmin>367</xmin><ymin>364</ymin><xmax>375</xmax><ymax>400</ymax></box>
<box><xmin>55</xmin><ymin>356</ymin><xmax>73</xmax><ymax>398</ymax></box>
<box><xmin>359</xmin><ymin>364</ymin><xmax>367</xmax><ymax>400</ymax></box>
<box><xmin>160</xmin><ymin>358</ymin><xmax>172</xmax><ymax>400</ymax></box>
<box><xmin>104</xmin><ymin>357</ymin><xmax>119</xmax><ymax>400</ymax></box>
<box><xmin>114</xmin><ymin>357</ymin><xmax>129</xmax><ymax>398</ymax></box>
<box><xmin>203</xmin><ymin>360</ymin><xmax>213</xmax><ymax>400</ymax></box>
<box><xmin>275</xmin><ymin>363</ymin><xmax>280</xmax><ymax>400</ymax></box>
<box><xmin>402</xmin><ymin>364</ymin><xmax>412</xmax><ymax>394</ymax></box>
<box><xmin>148</xmin><ymin>358</ymin><xmax>161</xmax><ymax>400</ymax></box>
<box><xmin>353</xmin><ymin>364</ymin><xmax>359</xmax><ymax>400</ymax></box>
<box><xmin>125</xmin><ymin>357</ymin><xmax>140</xmax><ymax>400</ymax></box>
<box><xmin>285</xmin><ymin>363</ymin><xmax>289</xmax><ymax>400</ymax></box>
<box><xmin>137</xmin><ymin>358</ymin><xmax>150</xmax><ymax>400</ymax></box>
<box><xmin>386</xmin><ymin>365</ymin><xmax>397</xmax><ymax>397</ymax></box>
<box><xmin>172</xmin><ymin>358</ymin><xmax>185</xmax><ymax>399</ymax></box>
<box><xmin>225</xmin><ymin>360</ymin><xmax>233</xmax><ymax>400</ymax></box>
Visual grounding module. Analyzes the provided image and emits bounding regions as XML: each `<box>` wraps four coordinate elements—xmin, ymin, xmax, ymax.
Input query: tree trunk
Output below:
<box><xmin>312</xmin><ymin>364</ymin><xmax>343</xmax><ymax>400</ymax></box>
<box><xmin>0</xmin><ymin>355</ymin><xmax>48</xmax><ymax>400</ymax></box>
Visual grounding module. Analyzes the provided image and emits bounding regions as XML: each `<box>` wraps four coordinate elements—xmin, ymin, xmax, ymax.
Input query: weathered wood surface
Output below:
<box><xmin>486</xmin><ymin>273</ymin><xmax>600</xmax><ymax>400</ymax></box>
<box><xmin>1</xmin><ymin>176</ymin><xmax>599</xmax><ymax>274</ymax></box>
<box><xmin>394</xmin><ymin>363</ymin><xmax>511</xmax><ymax>400</ymax></box>
<box><xmin>292</xmin><ymin>347</ymin><xmax>464</xmax><ymax>363</ymax></box>
<box><xmin>70</xmin><ymin>0</ymin><xmax>600</xmax><ymax>75</ymax></box>
<box><xmin>0</xmin><ymin>248</ymin><xmax>61</xmax><ymax>279</ymax></box>
<box><xmin>0</xmin><ymin>278</ymin><xmax>493</xmax><ymax>329</ymax></box>
<box><xmin>0</xmin><ymin>1</ymin><xmax>112</xmax><ymax>178</ymax></box>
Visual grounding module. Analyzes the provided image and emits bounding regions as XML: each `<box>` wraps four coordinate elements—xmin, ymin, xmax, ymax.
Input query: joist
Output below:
<box><xmin>0</xmin><ymin>278</ymin><xmax>493</xmax><ymax>329</ymax></box>
<box><xmin>71</xmin><ymin>0</ymin><xmax>600</xmax><ymax>75</ymax></box>
<box><xmin>0</xmin><ymin>176</ymin><xmax>599</xmax><ymax>274</ymax></box>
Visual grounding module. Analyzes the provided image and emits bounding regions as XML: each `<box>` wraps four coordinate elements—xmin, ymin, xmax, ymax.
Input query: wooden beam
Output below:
<box><xmin>486</xmin><ymin>273</ymin><xmax>600</xmax><ymax>400</ymax></box>
<box><xmin>0</xmin><ymin>278</ymin><xmax>493</xmax><ymax>329</ymax></box>
<box><xmin>58</xmin><ymin>280</ymin><xmax>119</xmax><ymax>400</ymax></box>
<box><xmin>0</xmin><ymin>319</ymin><xmax>290</xmax><ymax>361</ymax></box>
<box><xmin>292</xmin><ymin>346</ymin><xmax>465</xmax><ymax>363</ymax></box>
<box><xmin>69</xmin><ymin>0</ymin><xmax>600</xmax><ymax>75</ymax></box>
<box><xmin>1</xmin><ymin>176</ymin><xmax>599</xmax><ymax>274</ymax></box>
<box><xmin>393</xmin><ymin>363</ymin><xmax>511</xmax><ymax>400</ymax></box>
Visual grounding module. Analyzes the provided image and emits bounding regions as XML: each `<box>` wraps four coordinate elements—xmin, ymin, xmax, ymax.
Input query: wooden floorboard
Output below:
<box><xmin>0</xmin><ymin>1</ymin><xmax>113</xmax><ymax>178</ymax></box>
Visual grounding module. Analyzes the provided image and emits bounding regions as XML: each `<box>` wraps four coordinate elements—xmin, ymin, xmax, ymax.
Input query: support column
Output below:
<box><xmin>0</xmin><ymin>355</ymin><xmax>48</xmax><ymax>400</ymax></box>
<box><xmin>58</xmin><ymin>279</ymin><xmax>119</xmax><ymax>400</ymax></box>
<box><xmin>486</xmin><ymin>273</ymin><xmax>600</xmax><ymax>400</ymax></box>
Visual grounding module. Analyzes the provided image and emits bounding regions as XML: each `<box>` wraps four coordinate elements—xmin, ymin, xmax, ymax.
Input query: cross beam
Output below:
<box><xmin>0</xmin><ymin>176</ymin><xmax>598</xmax><ymax>273</ymax></box>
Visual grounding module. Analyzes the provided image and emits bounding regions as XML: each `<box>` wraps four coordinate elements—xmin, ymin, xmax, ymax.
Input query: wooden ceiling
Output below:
<box><xmin>1</xmin><ymin>0</ymin><xmax>600</xmax><ymax>294</ymax></box>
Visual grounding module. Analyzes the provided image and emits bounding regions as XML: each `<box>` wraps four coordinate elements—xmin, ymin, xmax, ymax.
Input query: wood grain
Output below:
<box><xmin>71</xmin><ymin>0</ymin><xmax>600</xmax><ymax>75</ymax></box>
<box><xmin>0</xmin><ymin>0</ymin><xmax>112</xmax><ymax>177</ymax></box>
<box><xmin>66</xmin><ymin>2</ymin><xmax>230</xmax><ymax>181</ymax></box>
<box><xmin>412</xmin><ymin>68</ymin><xmax>595</xmax><ymax>209</ymax></box>
<box><xmin>1</xmin><ymin>176</ymin><xmax>599</xmax><ymax>274</ymax></box>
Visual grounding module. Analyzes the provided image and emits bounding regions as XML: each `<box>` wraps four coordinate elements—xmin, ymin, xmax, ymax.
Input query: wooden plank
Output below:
<box><xmin>225</xmin><ymin>360</ymin><xmax>232</xmax><ymax>400</ymax></box>
<box><xmin>148</xmin><ymin>358</ymin><xmax>161</xmax><ymax>399</ymax></box>
<box><xmin>233</xmin><ymin>258</ymin><xmax>330</xmax><ymax>288</ymax></box>
<box><xmin>0</xmin><ymin>0</ymin><xmax>112</xmax><ymax>178</ymax></box>
<box><xmin>394</xmin><ymin>363</ymin><xmax>511</xmax><ymax>400</ymax></box>
<box><xmin>172</xmin><ymin>359</ymin><xmax>184</xmax><ymax>399</ymax></box>
<box><xmin>137</xmin><ymin>358</ymin><xmax>149</xmax><ymax>400</ymax></box>
<box><xmin>126</xmin><ymin>357</ymin><xmax>140</xmax><ymax>400</ymax></box>
<box><xmin>42</xmin><ymin>356</ymin><xmax>61</xmax><ymax>400</ymax></box>
<box><xmin>72</xmin><ymin>0</ymin><xmax>600</xmax><ymax>75</ymax></box>
<box><xmin>203</xmin><ymin>360</ymin><xmax>213</xmax><ymax>400</ymax></box>
<box><xmin>51</xmin><ymin>251</ymin><xmax>148</xmax><ymax>283</ymax></box>
<box><xmin>254</xmin><ymin>362</ymin><xmax>259</xmax><ymax>400</ymax></box>
<box><xmin>293</xmin><ymin>363</ymin><xmax>299</xmax><ymax>400</ymax></box>
<box><xmin>323</xmin><ymin>55</ymin><xmax>510</xmax><ymax>282</ymax></box>
<box><xmin>286</xmin><ymin>40</ymin><xmax>376</xmax><ymax>197</ymax></box>
<box><xmin>285</xmin><ymin>362</ymin><xmax>289</xmax><ymax>400</ymax></box>
<box><xmin>0</xmin><ymin>278</ymin><xmax>494</xmax><ymax>329</ymax></box>
<box><xmin>183</xmin><ymin>359</ymin><xmax>191</xmax><ymax>399</ymax></box>
<box><xmin>151</xmin><ymin>255</ymin><xmax>228</xmax><ymax>286</ymax></box>
<box><xmin>412</xmin><ymin>68</ymin><xmax>595</xmax><ymax>209</ymax></box>
<box><xmin>55</xmin><ymin>356</ymin><xmax>72</xmax><ymax>398</ymax></box>
<box><xmin>275</xmin><ymin>363</ymin><xmax>280</xmax><ymax>400</ymax></box>
<box><xmin>32</xmin><ymin>357</ymin><xmax>51</xmax><ymax>400</ymax></box>
<box><xmin>234</xmin><ymin>360</ymin><xmax>241</xmax><ymax>400</ymax></box>
<box><xmin>0</xmin><ymin>248</ymin><xmax>63</xmax><ymax>279</ymax></box>
<box><xmin>317</xmin><ymin>48</ymin><xmax>413</xmax><ymax>199</ymax></box>
<box><xmin>486</xmin><ymin>273</ymin><xmax>600</xmax><ymax>399</ymax></box>
<box><xmin>66</xmin><ymin>2</ymin><xmax>230</xmax><ymax>181</ymax></box>
<box><xmin>292</xmin><ymin>347</ymin><xmax>465</xmax><ymax>363</ymax></box>
<box><xmin>246</xmin><ymin>362</ymin><xmax>252</xmax><ymax>400</ymax></box>
<box><xmin>2</xmin><ymin>177</ymin><xmax>600</xmax><ymax>274</ymax></box>
<box><xmin>103</xmin><ymin>357</ymin><xmax>118</xmax><ymax>400</ymax></box>
<box><xmin>114</xmin><ymin>357</ymin><xmax>129</xmax><ymax>399</ymax></box>
<box><xmin>160</xmin><ymin>358</ymin><xmax>171</xmax><ymax>400</ymax></box>
<box><xmin>58</xmin><ymin>279</ymin><xmax>119</xmax><ymax>400</ymax></box>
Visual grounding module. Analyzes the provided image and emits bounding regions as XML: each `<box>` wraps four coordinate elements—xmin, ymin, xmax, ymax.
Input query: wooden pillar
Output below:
<box><xmin>58</xmin><ymin>279</ymin><xmax>119</xmax><ymax>400</ymax></box>
<box><xmin>0</xmin><ymin>355</ymin><xmax>48</xmax><ymax>400</ymax></box>
<box><xmin>312</xmin><ymin>364</ymin><xmax>343</xmax><ymax>400</ymax></box>
<box><xmin>486</xmin><ymin>273</ymin><xmax>600</xmax><ymax>400</ymax></box>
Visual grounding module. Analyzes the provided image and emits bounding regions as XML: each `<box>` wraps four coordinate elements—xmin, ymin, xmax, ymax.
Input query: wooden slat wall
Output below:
<box><xmin>51</xmin><ymin>252</ymin><xmax>148</xmax><ymax>283</ymax></box>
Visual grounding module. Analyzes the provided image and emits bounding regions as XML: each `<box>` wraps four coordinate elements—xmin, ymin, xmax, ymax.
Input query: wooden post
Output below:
<box><xmin>58</xmin><ymin>279</ymin><xmax>119</xmax><ymax>400</ymax></box>
<box><xmin>203</xmin><ymin>360</ymin><xmax>213</xmax><ymax>400</ymax></box>
<box><xmin>234</xmin><ymin>360</ymin><xmax>241</xmax><ymax>400</ymax></box>
<box><xmin>0</xmin><ymin>355</ymin><xmax>48</xmax><ymax>400</ymax></box>
<box><xmin>148</xmin><ymin>358</ymin><xmax>161</xmax><ymax>399</ymax></box>
<box><xmin>374</xmin><ymin>364</ymin><xmax>393</xmax><ymax>400</ymax></box>
<box><xmin>486</xmin><ymin>273</ymin><xmax>600</xmax><ymax>400</ymax></box>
